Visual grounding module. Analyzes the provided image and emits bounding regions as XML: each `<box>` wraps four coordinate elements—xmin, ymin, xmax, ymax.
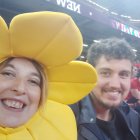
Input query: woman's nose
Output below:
<box><xmin>11</xmin><ymin>79</ymin><xmax>26</xmax><ymax>95</ymax></box>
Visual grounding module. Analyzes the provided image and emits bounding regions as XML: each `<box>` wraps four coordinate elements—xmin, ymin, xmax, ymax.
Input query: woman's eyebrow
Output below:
<box><xmin>4</xmin><ymin>64</ymin><xmax>16</xmax><ymax>69</ymax></box>
<box><xmin>5</xmin><ymin>64</ymin><xmax>41</xmax><ymax>79</ymax></box>
<box><xmin>31</xmin><ymin>72</ymin><xmax>41</xmax><ymax>79</ymax></box>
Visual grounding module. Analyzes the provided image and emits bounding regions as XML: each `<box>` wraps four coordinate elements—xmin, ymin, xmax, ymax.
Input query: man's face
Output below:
<box><xmin>91</xmin><ymin>56</ymin><xmax>132</xmax><ymax>109</ymax></box>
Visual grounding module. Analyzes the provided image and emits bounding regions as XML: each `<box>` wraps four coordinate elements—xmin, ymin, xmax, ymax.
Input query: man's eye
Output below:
<box><xmin>120</xmin><ymin>72</ymin><xmax>131</xmax><ymax>79</ymax></box>
<box><xmin>100</xmin><ymin>71</ymin><xmax>110</xmax><ymax>77</ymax></box>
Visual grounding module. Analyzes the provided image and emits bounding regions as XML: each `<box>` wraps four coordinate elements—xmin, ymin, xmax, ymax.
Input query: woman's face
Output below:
<box><xmin>0</xmin><ymin>58</ymin><xmax>41</xmax><ymax>128</ymax></box>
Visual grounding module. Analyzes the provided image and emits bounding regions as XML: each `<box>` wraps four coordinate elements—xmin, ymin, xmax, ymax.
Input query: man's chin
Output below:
<box><xmin>102</xmin><ymin>101</ymin><xmax>122</xmax><ymax>109</ymax></box>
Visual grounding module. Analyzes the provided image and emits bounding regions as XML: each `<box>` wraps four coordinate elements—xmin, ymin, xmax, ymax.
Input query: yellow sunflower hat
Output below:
<box><xmin>0</xmin><ymin>11</ymin><xmax>98</xmax><ymax>140</ymax></box>
<box><xmin>0</xmin><ymin>11</ymin><xmax>97</xmax><ymax>104</ymax></box>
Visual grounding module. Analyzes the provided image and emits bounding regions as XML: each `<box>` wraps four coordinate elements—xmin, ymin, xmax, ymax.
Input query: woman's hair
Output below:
<box><xmin>0</xmin><ymin>57</ymin><xmax>47</xmax><ymax>108</ymax></box>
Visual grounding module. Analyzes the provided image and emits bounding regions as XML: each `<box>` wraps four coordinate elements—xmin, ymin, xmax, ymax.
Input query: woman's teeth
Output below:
<box><xmin>2</xmin><ymin>99</ymin><xmax>24</xmax><ymax>109</ymax></box>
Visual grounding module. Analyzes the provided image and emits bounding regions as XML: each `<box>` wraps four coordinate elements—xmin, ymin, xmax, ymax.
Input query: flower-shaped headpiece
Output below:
<box><xmin>0</xmin><ymin>12</ymin><xmax>97</xmax><ymax>104</ymax></box>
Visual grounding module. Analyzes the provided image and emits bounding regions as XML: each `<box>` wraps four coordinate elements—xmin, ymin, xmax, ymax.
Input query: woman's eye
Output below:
<box><xmin>1</xmin><ymin>71</ymin><xmax>15</xmax><ymax>77</ymax></box>
<box><xmin>29</xmin><ymin>79</ymin><xmax>40</xmax><ymax>86</ymax></box>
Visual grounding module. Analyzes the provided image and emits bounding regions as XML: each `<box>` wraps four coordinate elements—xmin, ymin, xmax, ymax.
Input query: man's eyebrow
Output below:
<box><xmin>98</xmin><ymin>68</ymin><xmax>111</xmax><ymax>71</ymax></box>
<box><xmin>120</xmin><ymin>70</ymin><xmax>131</xmax><ymax>74</ymax></box>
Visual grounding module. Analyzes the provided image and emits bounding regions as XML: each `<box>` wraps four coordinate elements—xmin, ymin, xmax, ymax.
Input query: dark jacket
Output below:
<box><xmin>70</xmin><ymin>96</ymin><xmax>140</xmax><ymax>140</ymax></box>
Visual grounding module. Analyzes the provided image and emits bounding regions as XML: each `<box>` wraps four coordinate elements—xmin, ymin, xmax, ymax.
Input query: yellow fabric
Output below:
<box><xmin>0</xmin><ymin>100</ymin><xmax>76</xmax><ymax>140</ymax></box>
<box><xmin>9</xmin><ymin>12</ymin><xmax>82</xmax><ymax>67</ymax></box>
<box><xmin>0</xmin><ymin>11</ymin><xmax>97</xmax><ymax>104</ymax></box>
<box><xmin>0</xmin><ymin>12</ymin><xmax>98</xmax><ymax>140</ymax></box>
<box><xmin>48</xmin><ymin>61</ymin><xmax>97</xmax><ymax>104</ymax></box>
<box><xmin>0</xmin><ymin>16</ymin><xmax>10</xmax><ymax>60</ymax></box>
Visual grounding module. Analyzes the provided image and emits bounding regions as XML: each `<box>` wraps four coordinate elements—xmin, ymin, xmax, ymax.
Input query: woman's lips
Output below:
<box><xmin>1</xmin><ymin>99</ymin><xmax>26</xmax><ymax>111</ymax></box>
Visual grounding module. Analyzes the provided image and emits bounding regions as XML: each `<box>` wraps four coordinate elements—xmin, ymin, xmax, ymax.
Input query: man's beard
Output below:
<box><xmin>91</xmin><ymin>93</ymin><xmax>123</xmax><ymax>110</ymax></box>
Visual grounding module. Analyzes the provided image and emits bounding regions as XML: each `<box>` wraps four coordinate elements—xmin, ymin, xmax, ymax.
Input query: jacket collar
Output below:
<box><xmin>78</xmin><ymin>95</ymin><xmax>130</xmax><ymax>125</ymax></box>
<box><xmin>78</xmin><ymin>95</ymin><xmax>96</xmax><ymax>124</ymax></box>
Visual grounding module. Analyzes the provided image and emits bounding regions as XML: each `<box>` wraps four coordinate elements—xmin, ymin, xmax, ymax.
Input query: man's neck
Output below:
<box><xmin>92</xmin><ymin>99</ymin><xmax>113</xmax><ymax>121</ymax></box>
<box><xmin>96</xmin><ymin>107</ymin><xmax>112</xmax><ymax>121</ymax></box>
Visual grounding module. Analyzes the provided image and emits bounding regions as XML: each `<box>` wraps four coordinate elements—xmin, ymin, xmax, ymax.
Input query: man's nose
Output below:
<box><xmin>11</xmin><ymin>79</ymin><xmax>26</xmax><ymax>95</ymax></box>
<box><xmin>108</xmin><ymin>75</ymin><xmax>121</xmax><ymax>89</ymax></box>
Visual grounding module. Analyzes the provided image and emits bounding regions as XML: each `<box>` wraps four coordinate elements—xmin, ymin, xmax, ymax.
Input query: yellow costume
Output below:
<box><xmin>0</xmin><ymin>12</ymin><xmax>97</xmax><ymax>140</ymax></box>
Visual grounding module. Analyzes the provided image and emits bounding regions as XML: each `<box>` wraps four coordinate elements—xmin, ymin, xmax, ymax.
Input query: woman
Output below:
<box><xmin>0</xmin><ymin>12</ymin><xmax>97</xmax><ymax>139</ymax></box>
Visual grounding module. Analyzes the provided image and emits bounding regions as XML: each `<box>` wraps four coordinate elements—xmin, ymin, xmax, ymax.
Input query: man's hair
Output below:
<box><xmin>87</xmin><ymin>37</ymin><xmax>135</xmax><ymax>66</ymax></box>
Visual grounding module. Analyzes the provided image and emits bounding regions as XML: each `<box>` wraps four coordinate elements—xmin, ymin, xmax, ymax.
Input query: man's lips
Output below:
<box><xmin>104</xmin><ymin>90</ymin><xmax>121</xmax><ymax>100</ymax></box>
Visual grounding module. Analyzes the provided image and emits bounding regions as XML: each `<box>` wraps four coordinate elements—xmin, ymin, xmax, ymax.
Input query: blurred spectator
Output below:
<box><xmin>134</xmin><ymin>63</ymin><xmax>140</xmax><ymax>69</ymax></box>
<box><xmin>132</xmin><ymin>65</ymin><xmax>139</xmax><ymax>78</ymax></box>
<box><xmin>127</xmin><ymin>69</ymin><xmax>140</xmax><ymax>113</ymax></box>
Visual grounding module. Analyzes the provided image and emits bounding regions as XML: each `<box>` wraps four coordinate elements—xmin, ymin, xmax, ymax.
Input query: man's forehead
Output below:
<box><xmin>95</xmin><ymin>56</ymin><xmax>132</xmax><ymax>70</ymax></box>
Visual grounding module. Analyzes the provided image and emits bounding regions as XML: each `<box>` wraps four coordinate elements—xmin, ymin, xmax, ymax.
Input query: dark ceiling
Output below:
<box><xmin>90</xmin><ymin>0</ymin><xmax>140</xmax><ymax>18</ymax></box>
<box><xmin>0</xmin><ymin>0</ymin><xmax>140</xmax><ymax>60</ymax></box>
<box><xmin>87</xmin><ymin>0</ymin><xmax>140</xmax><ymax>24</ymax></box>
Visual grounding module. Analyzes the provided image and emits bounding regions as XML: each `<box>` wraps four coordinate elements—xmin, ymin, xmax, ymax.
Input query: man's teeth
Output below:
<box><xmin>109</xmin><ymin>91</ymin><xmax>119</xmax><ymax>94</ymax></box>
<box><xmin>105</xmin><ymin>90</ymin><xmax>120</xmax><ymax>94</ymax></box>
<box><xmin>3</xmin><ymin>100</ymin><xmax>23</xmax><ymax>109</ymax></box>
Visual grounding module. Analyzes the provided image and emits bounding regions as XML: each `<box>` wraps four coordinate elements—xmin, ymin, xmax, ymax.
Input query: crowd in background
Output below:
<box><xmin>126</xmin><ymin>63</ymin><xmax>140</xmax><ymax>113</ymax></box>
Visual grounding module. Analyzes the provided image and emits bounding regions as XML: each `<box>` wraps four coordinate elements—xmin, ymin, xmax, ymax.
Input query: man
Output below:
<box><xmin>71</xmin><ymin>37</ymin><xmax>140</xmax><ymax>140</ymax></box>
